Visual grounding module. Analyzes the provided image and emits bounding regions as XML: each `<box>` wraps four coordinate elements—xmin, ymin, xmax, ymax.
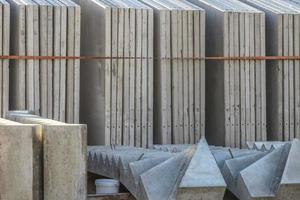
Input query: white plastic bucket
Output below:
<box><xmin>95</xmin><ymin>179</ymin><xmax>120</xmax><ymax>194</ymax></box>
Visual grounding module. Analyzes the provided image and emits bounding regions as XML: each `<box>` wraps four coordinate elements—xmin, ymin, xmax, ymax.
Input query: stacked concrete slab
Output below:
<box><xmin>6</xmin><ymin>111</ymin><xmax>87</xmax><ymax>200</ymax></box>
<box><xmin>78</xmin><ymin>0</ymin><xmax>153</xmax><ymax>147</ymax></box>
<box><xmin>0</xmin><ymin>1</ymin><xmax>9</xmax><ymax>117</ymax></box>
<box><xmin>239</xmin><ymin>0</ymin><xmax>300</xmax><ymax>141</ymax></box>
<box><xmin>240</xmin><ymin>0</ymin><xmax>300</xmax><ymax>142</ymax></box>
<box><xmin>8</xmin><ymin>0</ymin><xmax>80</xmax><ymax>123</ymax></box>
<box><xmin>187</xmin><ymin>0</ymin><xmax>266</xmax><ymax>148</ymax></box>
<box><xmin>0</xmin><ymin>118</ymin><xmax>42</xmax><ymax>200</ymax></box>
<box><xmin>138</xmin><ymin>0</ymin><xmax>205</xmax><ymax>145</ymax></box>
<box><xmin>88</xmin><ymin>138</ymin><xmax>227</xmax><ymax>200</ymax></box>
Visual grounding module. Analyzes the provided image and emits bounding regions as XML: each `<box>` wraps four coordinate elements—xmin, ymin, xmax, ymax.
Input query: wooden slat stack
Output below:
<box><xmin>0</xmin><ymin>0</ymin><xmax>9</xmax><ymax>117</ymax></box>
<box><xmin>241</xmin><ymin>0</ymin><xmax>300</xmax><ymax>141</ymax></box>
<box><xmin>139</xmin><ymin>0</ymin><xmax>205</xmax><ymax>144</ymax></box>
<box><xmin>188</xmin><ymin>0</ymin><xmax>266</xmax><ymax>148</ymax></box>
<box><xmin>8</xmin><ymin>0</ymin><xmax>80</xmax><ymax>123</ymax></box>
<box><xmin>78</xmin><ymin>0</ymin><xmax>153</xmax><ymax>147</ymax></box>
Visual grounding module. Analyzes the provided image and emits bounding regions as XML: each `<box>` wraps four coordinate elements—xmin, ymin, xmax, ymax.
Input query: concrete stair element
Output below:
<box><xmin>88</xmin><ymin>138</ymin><xmax>226</xmax><ymax>200</ymax></box>
<box><xmin>222</xmin><ymin>139</ymin><xmax>300</xmax><ymax>200</ymax></box>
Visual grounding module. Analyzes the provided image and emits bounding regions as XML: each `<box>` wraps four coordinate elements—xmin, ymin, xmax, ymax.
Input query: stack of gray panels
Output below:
<box><xmin>139</xmin><ymin>0</ymin><xmax>205</xmax><ymax>145</ymax></box>
<box><xmin>188</xmin><ymin>0</ymin><xmax>266</xmax><ymax>148</ymax></box>
<box><xmin>78</xmin><ymin>0</ymin><xmax>153</xmax><ymax>147</ymax></box>
<box><xmin>0</xmin><ymin>0</ymin><xmax>9</xmax><ymax>117</ymax></box>
<box><xmin>8</xmin><ymin>0</ymin><xmax>80</xmax><ymax>123</ymax></box>
<box><xmin>240</xmin><ymin>0</ymin><xmax>300</xmax><ymax>142</ymax></box>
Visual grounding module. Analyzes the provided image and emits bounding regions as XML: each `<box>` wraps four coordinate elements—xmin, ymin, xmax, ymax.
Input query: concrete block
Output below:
<box><xmin>0</xmin><ymin>119</ymin><xmax>42</xmax><ymax>200</ymax></box>
<box><xmin>6</xmin><ymin>112</ymin><xmax>87</xmax><ymax>200</ymax></box>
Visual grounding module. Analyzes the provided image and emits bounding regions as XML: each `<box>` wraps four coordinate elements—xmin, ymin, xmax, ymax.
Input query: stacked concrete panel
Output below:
<box><xmin>240</xmin><ymin>0</ymin><xmax>300</xmax><ymax>142</ymax></box>
<box><xmin>137</xmin><ymin>0</ymin><xmax>205</xmax><ymax>145</ymax></box>
<box><xmin>0</xmin><ymin>1</ymin><xmax>9</xmax><ymax>117</ymax></box>
<box><xmin>8</xmin><ymin>0</ymin><xmax>80</xmax><ymax>123</ymax></box>
<box><xmin>78</xmin><ymin>0</ymin><xmax>153</xmax><ymax>147</ymax></box>
<box><xmin>88</xmin><ymin>139</ymin><xmax>227</xmax><ymax>200</ymax></box>
<box><xmin>0</xmin><ymin>118</ymin><xmax>42</xmax><ymax>200</ymax></box>
<box><xmin>187</xmin><ymin>0</ymin><xmax>266</xmax><ymax>148</ymax></box>
<box><xmin>6</xmin><ymin>111</ymin><xmax>87</xmax><ymax>200</ymax></box>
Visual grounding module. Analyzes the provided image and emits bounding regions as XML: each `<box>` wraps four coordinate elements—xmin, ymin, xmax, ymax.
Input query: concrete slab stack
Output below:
<box><xmin>240</xmin><ymin>0</ymin><xmax>300</xmax><ymax>142</ymax></box>
<box><xmin>8</xmin><ymin>0</ymin><xmax>80</xmax><ymax>123</ymax></box>
<box><xmin>0</xmin><ymin>1</ymin><xmax>9</xmax><ymax>117</ymax></box>
<box><xmin>0</xmin><ymin>118</ymin><xmax>42</xmax><ymax>200</ymax></box>
<box><xmin>6</xmin><ymin>111</ymin><xmax>87</xmax><ymax>200</ymax></box>
<box><xmin>187</xmin><ymin>0</ymin><xmax>266</xmax><ymax>148</ymax></box>
<box><xmin>138</xmin><ymin>0</ymin><xmax>205</xmax><ymax>145</ymax></box>
<box><xmin>78</xmin><ymin>0</ymin><xmax>153</xmax><ymax>147</ymax></box>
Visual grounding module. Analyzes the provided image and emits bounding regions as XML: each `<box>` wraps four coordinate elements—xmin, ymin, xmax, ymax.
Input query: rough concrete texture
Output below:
<box><xmin>177</xmin><ymin>139</ymin><xmax>226</xmax><ymax>200</ymax></box>
<box><xmin>6</xmin><ymin>111</ymin><xmax>87</xmax><ymax>200</ymax></box>
<box><xmin>0</xmin><ymin>119</ymin><xmax>42</xmax><ymax>200</ymax></box>
<box><xmin>88</xmin><ymin>138</ymin><xmax>227</xmax><ymax>200</ymax></box>
<box><xmin>220</xmin><ymin>139</ymin><xmax>300</xmax><ymax>200</ymax></box>
<box><xmin>43</xmin><ymin>125</ymin><xmax>87</xmax><ymax>200</ymax></box>
<box><xmin>246</xmin><ymin>141</ymin><xmax>289</xmax><ymax>151</ymax></box>
<box><xmin>89</xmin><ymin>138</ymin><xmax>300</xmax><ymax>200</ymax></box>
